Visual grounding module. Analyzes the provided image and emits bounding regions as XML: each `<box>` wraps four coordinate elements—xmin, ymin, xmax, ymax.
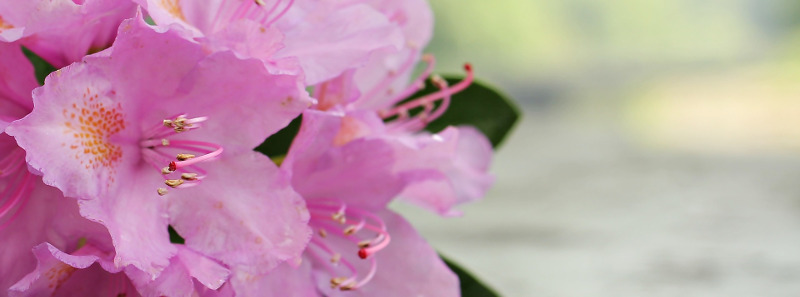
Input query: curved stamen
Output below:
<box><xmin>306</xmin><ymin>200</ymin><xmax>392</xmax><ymax>290</ymax></box>
<box><xmin>385</xmin><ymin>54</ymin><xmax>436</xmax><ymax>105</ymax></box>
<box><xmin>361</xmin><ymin>51</ymin><xmax>418</xmax><ymax>108</ymax></box>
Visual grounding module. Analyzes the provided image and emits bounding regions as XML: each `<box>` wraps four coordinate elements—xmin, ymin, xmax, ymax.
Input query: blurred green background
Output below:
<box><xmin>394</xmin><ymin>1</ymin><xmax>800</xmax><ymax>296</ymax></box>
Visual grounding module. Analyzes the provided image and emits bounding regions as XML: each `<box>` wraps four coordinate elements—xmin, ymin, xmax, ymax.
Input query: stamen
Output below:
<box><xmin>157</xmin><ymin>188</ymin><xmax>168</xmax><ymax>196</ymax></box>
<box><xmin>306</xmin><ymin>201</ymin><xmax>391</xmax><ymax>290</ymax></box>
<box><xmin>180</xmin><ymin>173</ymin><xmax>199</xmax><ymax>180</ymax></box>
<box><xmin>176</xmin><ymin>153</ymin><xmax>195</xmax><ymax>161</ymax></box>
<box><xmin>165</xmin><ymin>179</ymin><xmax>184</xmax><ymax>188</ymax></box>
<box><xmin>381</xmin><ymin>63</ymin><xmax>475</xmax><ymax>131</ymax></box>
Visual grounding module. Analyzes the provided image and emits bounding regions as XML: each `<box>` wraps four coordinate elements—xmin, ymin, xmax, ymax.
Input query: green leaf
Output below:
<box><xmin>254</xmin><ymin>115</ymin><xmax>302</xmax><ymax>158</ymax></box>
<box><xmin>21</xmin><ymin>47</ymin><xmax>57</xmax><ymax>86</ymax></box>
<box><xmin>410</xmin><ymin>77</ymin><xmax>520</xmax><ymax>148</ymax></box>
<box><xmin>168</xmin><ymin>225</ymin><xmax>185</xmax><ymax>244</ymax></box>
<box><xmin>441</xmin><ymin>254</ymin><xmax>501</xmax><ymax>297</ymax></box>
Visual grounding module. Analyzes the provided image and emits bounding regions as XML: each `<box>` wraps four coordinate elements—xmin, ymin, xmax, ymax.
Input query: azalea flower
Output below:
<box><xmin>134</xmin><ymin>0</ymin><xmax>404</xmax><ymax>84</ymax></box>
<box><xmin>7</xmin><ymin>15</ymin><xmax>312</xmax><ymax>279</ymax></box>
<box><xmin>0</xmin><ymin>0</ymin><xmax>136</xmax><ymax>67</ymax></box>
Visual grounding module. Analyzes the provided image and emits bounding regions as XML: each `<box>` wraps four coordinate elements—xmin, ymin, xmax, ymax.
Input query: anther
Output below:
<box><xmin>357</xmin><ymin>240</ymin><xmax>371</xmax><ymax>249</ymax></box>
<box><xmin>343</xmin><ymin>226</ymin><xmax>357</xmax><ymax>235</ymax></box>
<box><xmin>330</xmin><ymin>277</ymin><xmax>347</xmax><ymax>288</ymax></box>
<box><xmin>165</xmin><ymin>179</ymin><xmax>184</xmax><ymax>188</ymax></box>
<box><xmin>340</xmin><ymin>283</ymin><xmax>356</xmax><ymax>291</ymax></box>
<box><xmin>176</xmin><ymin>153</ymin><xmax>195</xmax><ymax>161</ymax></box>
<box><xmin>255</xmin><ymin>0</ymin><xmax>265</xmax><ymax>5</ymax></box>
<box><xmin>319</xmin><ymin>229</ymin><xmax>328</xmax><ymax>238</ymax></box>
<box><xmin>157</xmin><ymin>188</ymin><xmax>168</xmax><ymax>196</ymax></box>
<box><xmin>331</xmin><ymin>212</ymin><xmax>346</xmax><ymax>224</ymax></box>
<box><xmin>180</xmin><ymin>173</ymin><xmax>198</xmax><ymax>180</ymax></box>
<box><xmin>161</xmin><ymin>139</ymin><xmax>170</xmax><ymax>146</ymax></box>
<box><xmin>330</xmin><ymin>253</ymin><xmax>341</xmax><ymax>263</ymax></box>
<box><xmin>161</xmin><ymin>167</ymin><xmax>172</xmax><ymax>175</ymax></box>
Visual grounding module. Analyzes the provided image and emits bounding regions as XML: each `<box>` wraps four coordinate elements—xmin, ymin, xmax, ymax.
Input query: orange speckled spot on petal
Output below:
<box><xmin>0</xmin><ymin>15</ymin><xmax>13</xmax><ymax>31</ymax></box>
<box><xmin>61</xmin><ymin>88</ymin><xmax>126</xmax><ymax>173</ymax></box>
<box><xmin>44</xmin><ymin>262</ymin><xmax>77</xmax><ymax>290</ymax></box>
<box><xmin>161</xmin><ymin>0</ymin><xmax>187</xmax><ymax>22</ymax></box>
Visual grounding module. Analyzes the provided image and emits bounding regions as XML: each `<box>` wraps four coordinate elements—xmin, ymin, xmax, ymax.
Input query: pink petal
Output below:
<box><xmin>0</xmin><ymin>174</ymin><xmax>109</xmax><ymax>294</ymax></box>
<box><xmin>276</xmin><ymin>3</ymin><xmax>404</xmax><ymax>85</ymax></box>
<box><xmin>0</xmin><ymin>42</ymin><xmax>36</xmax><ymax>122</ymax></box>
<box><xmin>8</xmin><ymin>243</ymin><xmax>136</xmax><ymax>297</ymax></box>
<box><xmin>0</xmin><ymin>0</ymin><xmax>136</xmax><ymax>67</ymax></box>
<box><xmin>285</xmin><ymin>110</ymin><xmax>404</xmax><ymax>211</ymax></box>
<box><xmin>167</xmin><ymin>152</ymin><xmax>311</xmax><ymax>275</ymax></box>
<box><xmin>314</xmin><ymin>210</ymin><xmax>459</xmax><ymax>297</ymax></box>
<box><xmin>230</xmin><ymin>261</ymin><xmax>319</xmax><ymax>297</ymax></box>
<box><xmin>395</xmin><ymin>126</ymin><xmax>495</xmax><ymax>216</ymax></box>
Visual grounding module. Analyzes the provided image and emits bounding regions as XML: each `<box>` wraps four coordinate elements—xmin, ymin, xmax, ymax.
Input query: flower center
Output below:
<box><xmin>307</xmin><ymin>201</ymin><xmax>391</xmax><ymax>291</ymax></box>
<box><xmin>0</xmin><ymin>146</ymin><xmax>33</xmax><ymax>230</ymax></box>
<box><xmin>139</xmin><ymin>114</ymin><xmax>223</xmax><ymax>196</ymax></box>
<box><xmin>211</xmin><ymin>0</ymin><xmax>294</xmax><ymax>32</ymax></box>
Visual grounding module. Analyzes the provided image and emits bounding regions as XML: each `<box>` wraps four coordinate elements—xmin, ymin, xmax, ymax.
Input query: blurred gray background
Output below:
<box><xmin>393</xmin><ymin>1</ymin><xmax>800</xmax><ymax>296</ymax></box>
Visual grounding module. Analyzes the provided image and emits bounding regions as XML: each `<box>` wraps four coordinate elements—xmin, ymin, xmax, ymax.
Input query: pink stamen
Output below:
<box><xmin>385</xmin><ymin>54</ymin><xmax>436</xmax><ymax>105</ymax></box>
<box><xmin>361</xmin><ymin>51</ymin><xmax>419</xmax><ymax>106</ymax></box>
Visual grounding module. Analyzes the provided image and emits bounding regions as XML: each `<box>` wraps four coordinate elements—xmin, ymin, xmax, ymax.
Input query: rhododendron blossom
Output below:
<box><xmin>8</xmin><ymin>15</ymin><xmax>312</xmax><ymax>278</ymax></box>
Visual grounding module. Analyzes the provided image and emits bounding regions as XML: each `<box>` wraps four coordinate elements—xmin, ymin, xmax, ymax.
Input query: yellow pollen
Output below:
<box><xmin>157</xmin><ymin>188</ymin><xmax>168</xmax><ymax>196</ymax></box>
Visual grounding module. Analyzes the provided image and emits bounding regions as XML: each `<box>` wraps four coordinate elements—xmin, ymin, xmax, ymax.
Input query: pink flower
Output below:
<box><xmin>246</xmin><ymin>110</ymin><xmax>459</xmax><ymax>296</ymax></box>
<box><xmin>7</xmin><ymin>15</ymin><xmax>312</xmax><ymax>278</ymax></box>
<box><xmin>9</xmin><ymin>242</ymin><xmax>233</xmax><ymax>297</ymax></box>
<box><xmin>134</xmin><ymin>0</ymin><xmax>403</xmax><ymax>84</ymax></box>
<box><xmin>309</xmin><ymin>0</ymin><xmax>494</xmax><ymax>216</ymax></box>
<box><xmin>0</xmin><ymin>0</ymin><xmax>136</xmax><ymax>67</ymax></box>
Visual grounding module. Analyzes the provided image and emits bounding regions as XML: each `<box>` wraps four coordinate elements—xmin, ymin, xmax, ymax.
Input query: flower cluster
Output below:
<box><xmin>0</xmin><ymin>0</ymin><xmax>495</xmax><ymax>296</ymax></box>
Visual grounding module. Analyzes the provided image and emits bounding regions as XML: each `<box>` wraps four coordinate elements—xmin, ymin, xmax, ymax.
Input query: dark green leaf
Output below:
<box><xmin>441</xmin><ymin>254</ymin><xmax>501</xmax><ymax>297</ymax></box>
<box><xmin>410</xmin><ymin>76</ymin><xmax>520</xmax><ymax>148</ymax></box>
<box><xmin>168</xmin><ymin>225</ymin><xmax>185</xmax><ymax>244</ymax></box>
<box><xmin>254</xmin><ymin>115</ymin><xmax>302</xmax><ymax>158</ymax></box>
<box><xmin>21</xmin><ymin>47</ymin><xmax>57</xmax><ymax>86</ymax></box>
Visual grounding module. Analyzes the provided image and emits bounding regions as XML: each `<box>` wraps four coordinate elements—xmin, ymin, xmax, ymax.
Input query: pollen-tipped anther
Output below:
<box><xmin>331</xmin><ymin>253</ymin><xmax>341</xmax><ymax>263</ymax></box>
<box><xmin>343</xmin><ymin>225</ymin><xmax>357</xmax><ymax>235</ymax></box>
<box><xmin>165</xmin><ymin>179</ymin><xmax>184</xmax><ymax>188</ymax></box>
<box><xmin>176</xmin><ymin>153</ymin><xmax>195</xmax><ymax>161</ymax></box>
<box><xmin>157</xmin><ymin>188</ymin><xmax>168</xmax><ymax>196</ymax></box>
<box><xmin>180</xmin><ymin>173</ymin><xmax>198</xmax><ymax>180</ymax></box>
<box><xmin>161</xmin><ymin>167</ymin><xmax>172</xmax><ymax>175</ymax></box>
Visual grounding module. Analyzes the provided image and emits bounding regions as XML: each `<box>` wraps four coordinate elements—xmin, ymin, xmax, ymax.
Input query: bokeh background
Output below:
<box><xmin>393</xmin><ymin>1</ymin><xmax>800</xmax><ymax>296</ymax></box>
